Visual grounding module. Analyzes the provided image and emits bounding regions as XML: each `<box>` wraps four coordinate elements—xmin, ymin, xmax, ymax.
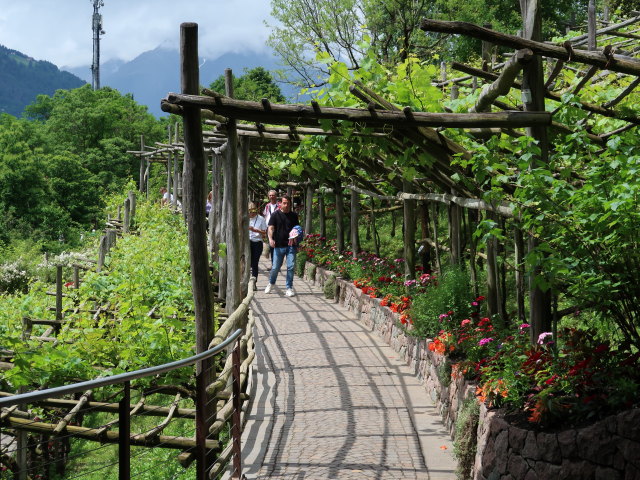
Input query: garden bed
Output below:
<box><xmin>305</xmin><ymin>261</ymin><xmax>640</xmax><ymax>479</ymax></box>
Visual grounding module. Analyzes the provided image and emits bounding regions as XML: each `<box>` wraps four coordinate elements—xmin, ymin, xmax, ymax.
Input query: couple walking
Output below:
<box><xmin>250</xmin><ymin>192</ymin><xmax>301</xmax><ymax>297</ymax></box>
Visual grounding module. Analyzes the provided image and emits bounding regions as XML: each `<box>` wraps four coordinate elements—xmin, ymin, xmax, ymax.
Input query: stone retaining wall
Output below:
<box><xmin>305</xmin><ymin>262</ymin><xmax>640</xmax><ymax>479</ymax></box>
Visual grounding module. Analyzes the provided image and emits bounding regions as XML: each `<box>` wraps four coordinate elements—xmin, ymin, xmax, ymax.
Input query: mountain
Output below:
<box><xmin>0</xmin><ymin>45</ymin><xmax>86</xmax><ymax>117</ymax></box>
<box><xmin>66</xmin><ymin>47</ymin><xmax>304</xmax><ymax>117</ymax></box>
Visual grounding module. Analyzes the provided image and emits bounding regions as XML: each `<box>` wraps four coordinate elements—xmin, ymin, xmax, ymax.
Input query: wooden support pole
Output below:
<box><xmin>106</xmin><ymin>229</ymin><xmax>117</xmax><ymax>252</ymax></box>
<box><xmin>481</xmin><ymin>23</ymin><xmax>493</xmax><ymax>70</ymax></box>
<box><xmin>318</xmin><ymin>190</ymin><xmax>326</xmax><ymax>239</ymax></box>
<box><xmin>431</xmin><ymin>203</ymin><xmax>442</xmax><ymax>274</ymax></box>
<box><xmin>167</xmin><ymin>124</ymin><xmax>173</xmax><ymax>199</ymax></box>
<box><xmin>55</xmin><ymin>266</ymin><xmax>63</xmax><ymax>333</ymax></box>
<box><xmin>588</xmin><ymin>0</ymin><xmax>597</xmax><ymax>51</ymax></box>
<box><xmin>448</xmin><ymin>189</ymin><xmax>462</xmax><ymax>266</ymax></box>
<box><xmin>520</xmin><ymin>0</ymin><xmax>552</xmax><ymax>340</ymax></box>
<box><xmin>224</xmin><ymin>68</ymin><xmax>242</xmax><ymax>312</ymax></box>
<box><xmin>210</xmin><ymin>154</ymin><xmax>222</xmax><ymax>266</ymax></box>
<box><xmin>334</xmin><ymin>180</ymin><xmax>345</xmax><ymax>253</ymax></box>
<box><xmin>179</xmin><ymin>23</ymin><xmax>215</xmax><ymax>480</ymax></box>
<box><xmin>173</xmin><ymin>123</ymin><xmax>180</xmax><ymax>210</ymax></box>
<box><xmin>304</xmin><ymin>182</ymin><xmax>314</xmax><ymax>236</ymax></box>
<box><xmin>97</xmin><ymin>235</ymin><xmax>107</xmax><ymax>272</ymax></box>
<box><xmin>371</xmin><ymin>197</ymin><xmax>380</xmax><ymax>257</ymax></box>
<box><xmin>514</xmin><ymin>226</ymin><xmax>526</xmax><ymax>323</ymax></box>
<box><xmin>403</xmin><ymin>180</ymin><xmax>416</xmax><ymax>280</ymax></box>
<box><xmin>123</xmin><ymin>198</ymin><xmax>130</xmax><ymax>234</ymax></box>
<box><xmin>467</xmin><ymin>210</ymin><xmax>479</xmax><ymax>297</ymax></box>
<box><xmin>139</xmin><ymin>134</ymin><xmax>145</xmax><ymax>193</ymax></box>
<box><xmin>128</xmin><ymin>190</ymin><xmax>136</xmax><ymax>223</ymax></box>
<box><xmin>238</xmin><ymin>137</ymin><xmax>250</xmax><ymax>296</ymax></box>
<box><xmin>350</xmin><ymin>188</ymin><xmax>360</xmax><ymax>258</ymax></box>
<box><xmin>73</xmin><ymin>265</ymin><xmax>80</xmax><ymax>290</ymax></box>
<box><xmin>118</xmin><ymin>382</ymin><xmax>131</xmax><ymax>480</ymax></box>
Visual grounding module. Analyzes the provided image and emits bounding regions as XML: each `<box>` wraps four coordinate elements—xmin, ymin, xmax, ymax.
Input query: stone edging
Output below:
<box><xmin>306</xmin><ymin>262</ymin><xmax>640</xmax><ymax>480</ymax></box>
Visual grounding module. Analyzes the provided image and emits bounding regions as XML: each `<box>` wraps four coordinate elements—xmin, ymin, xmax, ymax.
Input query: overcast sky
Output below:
<box><xmin>0</xmin><ymin>0</ymin><xmax>274</xmax><ymax>68</ymax></box>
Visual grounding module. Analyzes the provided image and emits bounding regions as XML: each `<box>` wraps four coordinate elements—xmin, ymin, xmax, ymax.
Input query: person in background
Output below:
<box><xmin>248</xmin><ymin>201</ymin><xmax>267</xmax><ymax>287</ymax></box>
<box><xmin>265</xmin><ymin>195</ymin><xmax>299</xmax><ymax>297</ymax></box>
<box><xmin>206</xmin><ymin>191</ymin><xmax>213</xmax><ymax>217</ymax></box>
<box><xmin>262</xmin><ymin>189</ymin><xmax>280</xmax><ymax>263</ymax></box>
<box><xmin>159</xmin><ymin>187</ymin><xmax>181</xmax><ymax>208</ymax></box>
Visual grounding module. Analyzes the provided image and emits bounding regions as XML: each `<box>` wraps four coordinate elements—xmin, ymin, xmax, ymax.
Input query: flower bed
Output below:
<box><xmin>305</xmin><ymin>261</ymin><xmax>640</xmax><ymax>479</ymax></box>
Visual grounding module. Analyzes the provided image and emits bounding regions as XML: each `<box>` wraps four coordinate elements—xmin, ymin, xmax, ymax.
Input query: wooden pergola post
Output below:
<box><xmin>334</xmin><ymin>180</ymin><xmax>345</xmax><ymax>253</ymax></box>
<box><xmin>224</xmin><ymin>68</ymin><xmax>242</xmax><ymax>312</ymax></box>
<box><xmin>485</xmin><ymin>211</ymin><xmax>502</xmax><ymax>322</ymax></box>
<box><xmin>173</xmin><ymin>123</ymin><xmax>180</xmax><ymax>210</ymax></box>
<box><xmin>350</xmin><ymin>188</ymin><xmax>360</xmax><ymax>257</ymax></box>
<box><xmin>403</xmin><ymin>180</ymin><xmax>416</xmax><ymax>279</ymax></box>
<box><xmin>318</xmin><ymin>189</ymin><xmax>326</xmax><ymax>239</ymax></box>
<box><xmin>138</xmin><ymin>134</ymin><xmax>145</xmax><ymax>193</ymax></box>
<box><xmin>304</xmin><ymin>182</ymin><xmax>314</xmax><ymax>236</ymax></box>
<box><xmin>449</xmin><ymin>188</ymin><xmax>462</xmax><ymax>266</ymax></box>
<box><xmin>166</xmin><ymin>124</ymin><xmax>173</xmax><ymax>202</ymax></box>
<box><xmin>209</xmin><ymin>153</ymin><xmax>222</xmax><ymax>266</ymax></box>
<box><xmin>238</xmin><ymin>137</ymin><xmax>250</xmax><ymax>296</ymax></box>
<box><xmin>520</xmin><ymin>0</ymin><xmax>552</xmax><ymax>341</ymax></box>
<box><xmin>179</xmin><ymin>22</ymin><xmax>214</xmax><ymax>480</ymax></box>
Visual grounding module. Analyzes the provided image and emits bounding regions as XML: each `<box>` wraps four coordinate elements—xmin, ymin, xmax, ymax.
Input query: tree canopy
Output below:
<box><xmin>1</xmin><ymin>85</ymin><xmax>164</xmax><ymax>250</ymax></box>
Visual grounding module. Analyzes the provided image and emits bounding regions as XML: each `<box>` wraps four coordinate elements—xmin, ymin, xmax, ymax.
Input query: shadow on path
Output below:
<box><xmin>237</xmin><ymin>260</ymin><xmax>457</xmax><ymax>479</ymax></box>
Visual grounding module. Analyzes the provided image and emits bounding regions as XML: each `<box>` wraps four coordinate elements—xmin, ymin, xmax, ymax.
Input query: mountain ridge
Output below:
<box><xmin>66</xmin><ymin>46</ymin><xmax>303</xmax><ymax>116</ymax></box>
<box><xmin>0</xmin><ymin>44</ymin><xmax>86</xmax><ymax>116</ymax></box>
<box><xmin>1</xmin><ymin>44</ymin><xmax>302</xmax><ymax>118</ymax></box>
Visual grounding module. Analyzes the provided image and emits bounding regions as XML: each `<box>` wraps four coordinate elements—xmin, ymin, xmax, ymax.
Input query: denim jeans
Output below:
<box><xmin>250</xmin><ymin>240</ymin><xmax>263</xmax><ymax>278</ymax></box>
<box><xmin>269</xmin><ymin>246</ymin><xmax>297</xmax><ymax>289</ymax></box>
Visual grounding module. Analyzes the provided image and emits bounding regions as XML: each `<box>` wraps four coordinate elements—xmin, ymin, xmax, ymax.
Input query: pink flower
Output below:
<box><xmin>461</xmin><ymin>319</ymin><xmax>472</xmax><ymax>327</ymax></box>
<box><xmin>478</xmin><ymin>337</ymin><xmax>494</xmax><ymax>346</ymax></box>
<box><xmin>537</xmin><ymin>332</ymin><xmax>553</xmax><ymax>345</ymax></box>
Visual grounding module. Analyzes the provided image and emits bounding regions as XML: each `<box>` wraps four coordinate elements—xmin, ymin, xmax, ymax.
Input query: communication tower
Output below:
<box><xmin>91</xmin><ymin>0</ymin><xmax>106</xmax><ymax>90</ymax></box>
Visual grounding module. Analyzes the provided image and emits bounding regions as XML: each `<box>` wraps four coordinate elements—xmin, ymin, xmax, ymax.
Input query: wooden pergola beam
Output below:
<box><xmin>569</xmin><ymin>13</ymin><xmax>640</xmax><ymax>46</ymax></box>
<box><xmin>209</xmin><ymin>121</ymin><xmax>391</xmax><ymax>138</ymax></box>
<box><xmin>421</xmin><ymin>18</ymin><xmax>640</xmax><ymax>76</ymax></box>
<box><xmin>162</xmin><ymin>92</ymin><xmax>551</xmax><ymax>129</ymax></box>
<box><xmin>451</xmin><ymin>61</ymin><xmax>640</xmax><ymax>124</ymax></box>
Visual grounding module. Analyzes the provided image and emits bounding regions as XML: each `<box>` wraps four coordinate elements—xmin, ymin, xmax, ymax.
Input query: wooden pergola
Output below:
<box><xmin>158</xmin><ymin>4</ymin><xmax>640</xmax><ymax>361</ymax></box>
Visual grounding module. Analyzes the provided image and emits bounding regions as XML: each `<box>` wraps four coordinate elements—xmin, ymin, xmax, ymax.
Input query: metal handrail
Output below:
<box><xmin>0</xmin><ymin>328</ymin><xmax>243</xmax><ymax>408</ymax></box>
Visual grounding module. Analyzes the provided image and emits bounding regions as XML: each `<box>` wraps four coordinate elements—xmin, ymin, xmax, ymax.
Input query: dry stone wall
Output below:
<box><xmin>305</xmin><ymin>262</ymin><xmax>640</xmax><ymax>480</ymax></box>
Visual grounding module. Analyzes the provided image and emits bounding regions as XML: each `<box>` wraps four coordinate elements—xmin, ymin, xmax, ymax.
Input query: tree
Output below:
<box><xmin>268</xmin><ymin>0</ymin><xmax>592</xmax><ymax>84</ymax></box>
<box><xmin>209</xmin><ymin>67</ymin><xmax>286</xmax><ymax>101</ymax></box>
<box><xmin>41</xmin><ymin>84</ymin><xmax>163</xmax><ymax>153</ymax></box>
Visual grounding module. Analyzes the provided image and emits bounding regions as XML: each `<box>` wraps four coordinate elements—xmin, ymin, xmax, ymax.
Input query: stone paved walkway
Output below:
<box><xmin>239</xmin><ymin>260</ymin><xmax>456</xmax><ymax>479</ymax></box>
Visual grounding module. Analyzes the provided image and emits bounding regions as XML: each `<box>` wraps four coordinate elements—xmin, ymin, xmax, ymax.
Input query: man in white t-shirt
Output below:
<box><xmin>160</xmin><ymin>187</ymin><xmax>181</xmax><ymax>208</ymax></box>
<box><xmin>262</xmin><ymin>190</ymin><xmax>279</xmax><ymax>263</ymax></box>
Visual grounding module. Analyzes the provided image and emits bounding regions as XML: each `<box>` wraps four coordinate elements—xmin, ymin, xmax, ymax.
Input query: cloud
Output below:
<box><xmin>0</xmin><ymin>0</ymin><xmax>272</xmax><ymax>68</ymax></box>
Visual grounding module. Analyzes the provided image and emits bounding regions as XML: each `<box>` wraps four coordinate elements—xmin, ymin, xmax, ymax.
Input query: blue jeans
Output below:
<box><xmin>269</xmin><ymin>246</ymin><xmax>297</xmax><ymax>289</ymax></box>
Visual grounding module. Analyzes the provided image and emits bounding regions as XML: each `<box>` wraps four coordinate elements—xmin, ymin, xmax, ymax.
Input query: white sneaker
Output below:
<box><xmin>285</xmin><ymin>288</ymin><xmax>295</xmax><ymax>297</ymax></box>
<box><xmin>264</xmin><ymin>284</ymin><xmax>273</xmax><ymax>294</ymax></box>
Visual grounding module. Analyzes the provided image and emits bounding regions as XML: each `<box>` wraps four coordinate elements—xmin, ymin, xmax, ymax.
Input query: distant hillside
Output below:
<box><xmin>66</xmin><ymin>47</ymin><xmax>305</xmax><ymax>117</ymax></box>
<box><xmin>0</xmin><ymin>45</ymin><xmax>86</xmax><ymax>117</ymax></box>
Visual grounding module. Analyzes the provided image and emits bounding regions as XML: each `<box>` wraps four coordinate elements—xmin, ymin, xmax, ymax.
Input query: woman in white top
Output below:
<box><xmin>248</xmin><ymin>201</ymin><xmax>268</xmax><ymax>281</ymax></box>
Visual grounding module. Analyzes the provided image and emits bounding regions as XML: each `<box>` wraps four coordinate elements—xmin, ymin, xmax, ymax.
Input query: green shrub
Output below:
<box><xmin>296</xmin><ymin>251</ymin><xmax>308</xmax><ymax>277</ymax></box>
<box><xmin>324</xmin><ymin>274</ymin><xmax>337</xmax><ymax>299</ymax></box>
<box><xmin>411</xmin><ymin>266</ymin><xmax>473</xmax><ymax>337</ymax></box>
<box><xmin>454</xmin><ymin>396</ymin><xmax>480</xmax><ymax>480</ymax></box>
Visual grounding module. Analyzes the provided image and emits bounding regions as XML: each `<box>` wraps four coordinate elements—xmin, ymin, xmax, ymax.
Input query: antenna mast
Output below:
<box><xmin>91</xmin><ymin>0</ymin><xmax>105</xmax><ymax>90</ymax></box>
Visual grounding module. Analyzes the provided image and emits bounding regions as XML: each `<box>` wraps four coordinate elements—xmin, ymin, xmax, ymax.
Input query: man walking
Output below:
<box><xmin>263</xmin><ymin>189</ymin><xmax>279</xmax><ymax>263</ymax></box>
<box><xmin>265</xmin><ymin>195</ymin><xmax>300</xmax><ymax>297</ymax></box>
